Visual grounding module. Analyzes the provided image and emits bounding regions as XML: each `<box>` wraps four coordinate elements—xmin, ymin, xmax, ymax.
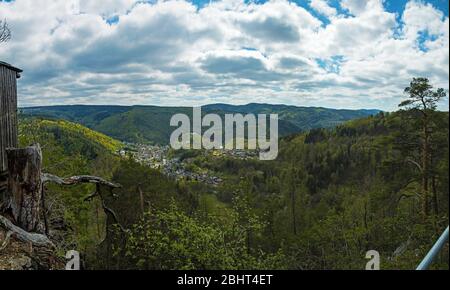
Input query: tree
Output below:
<box><xmin>399</xmin><ymin>77</ymin><xmax>446</xmax><ymax>217</ymax></box>
<box><xmin>0</xmin><ymin>20</ymin><xmax>11</xmax><ymax>43</ymax></box>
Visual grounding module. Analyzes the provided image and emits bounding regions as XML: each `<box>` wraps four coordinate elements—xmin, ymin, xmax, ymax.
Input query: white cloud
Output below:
<box><xmin>309</xmin><ymin>0</ymin><xmax>337</xmax><ymax>18</ymax></box>
<box><xmin>341</xmin><ymin>0</ymin><xmax>382</xmax><ymax>16</ymax></box>
<box><xmin>78</xmin><ymin>0</ymin><xmax>138</xmax><ymax>16</ymax></box>
<box><xmin>402</xmin><ymin>0</ymin><xmax>448</xmax><ymax>42</ymax></box>
<box><xmin>0</xmin><ymin>0</ymin><xmax>448</xmax><ymax>110</ymax></box>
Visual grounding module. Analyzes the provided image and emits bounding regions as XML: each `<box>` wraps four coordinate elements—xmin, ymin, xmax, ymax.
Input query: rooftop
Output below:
<box><xmin>0</xmin><ymin>61</ymin><xmax>23</xmax><ymax>73</ymax></box>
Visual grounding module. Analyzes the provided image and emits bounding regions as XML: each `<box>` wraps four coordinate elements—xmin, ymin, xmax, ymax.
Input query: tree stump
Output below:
<box><xmin>3</xmin><ymin>144</ymin><xmax>43</xmax><ymax>232</ymax></box>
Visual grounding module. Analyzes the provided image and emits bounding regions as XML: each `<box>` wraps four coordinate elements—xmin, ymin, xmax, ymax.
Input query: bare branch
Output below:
<box><xmin>83</xmin><ymin>191</ymin><xmax>99</xmax><ymax>202</ymax></box>
<box><xmin>405</xmin><ymin>157</ymin><xmax>422</xmax><ymax>172</ymax></box>
<box><xmin>101</xmin><ymin>199</ymin><xmax>125</xmax><ymax>232</ymax></box>
<box><xmin>0</xmin><ymin>20</ymin><xmax>11</xmax><ymax>43</ymax></box>
<box><xmin>0</xmin><ymin>215</ymin><xmax>54</xmax><ymax>248</ymax></box>
<box><xmin>42</xmin><ymin>173</ymin><xmax>121</xmax><ymax>188</ymax></box>
<box><xmin>397</xmin><ymin>192</ymin><xmax>421</xmax><ymax>204</ymax></box>
<box><xmin>41</xmin><ymin>175</ymin><xmax>125</xmax><ymax>232</ymax></box>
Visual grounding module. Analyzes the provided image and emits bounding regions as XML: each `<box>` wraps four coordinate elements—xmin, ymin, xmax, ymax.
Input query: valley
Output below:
<box><xmin>5</xmin><ymin>100</ymin><xmax>449</xmax><ymax>270</ymax></box>
<box><xmin>2</xmin><ymin>0</ymin><xmax>448</xmax><ymax>274</ymax></box>
<box><xmin>120</xmin><ymin>142</ymin><xmax>259</xmax><ymax>186</ymax></box>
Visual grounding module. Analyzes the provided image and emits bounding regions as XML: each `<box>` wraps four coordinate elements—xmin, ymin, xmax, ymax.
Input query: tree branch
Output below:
<box><xmin>397</xmin><ymin>192</ymin><xmax>420</xmax><ymax>204</ymax></box>
<box><xmin>101</xmin><ymin>199</ymin><xmax>125</xmax><ymax>232</ymax></box>
<box><xmin>0</xmin><ymin>20</ymin><xmax>11</xmax><ymax>43</ymax></box>
<box><xmin>83</xmin><ymin>191</ymin><xmax>99</xmax><ymax>202</ymax></box>
<box><xmin>41</xmin><ymin>173</ymin><xmax>125</xmax><ymax>234</ymax></box>
<box><xmin>0</xmin><ymin>231</ymin><xmax>12</xmax><ymax>251</ymax></box>
<box><xmin>0</xmin><ymin>215</ymin><xmax>54</xmax><ymax>248</ymax></box>
<box><xmin>405</xmin><ymin>158</ymin><xmax>422</xmax><ymax>172</ymax></box>
<box><xmin>42</xmin><ymin>173</ymin><xmax>121</xmax><ymax>188</ymax></box>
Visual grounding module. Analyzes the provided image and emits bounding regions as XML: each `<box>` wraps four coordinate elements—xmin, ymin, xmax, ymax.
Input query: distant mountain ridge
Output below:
<box><xmin>20</xmin><ymin>104</ymin><xmax>381</xmax><ymax>145</ymax></box>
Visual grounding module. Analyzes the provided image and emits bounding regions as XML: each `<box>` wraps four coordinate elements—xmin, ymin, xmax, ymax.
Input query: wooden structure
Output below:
<box><xmin>0</xmin><ymin>61</ymin><xmax>22</xmax><ymax>175</ymax></box>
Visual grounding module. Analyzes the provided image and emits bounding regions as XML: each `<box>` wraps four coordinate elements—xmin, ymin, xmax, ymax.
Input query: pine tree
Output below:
<box><xmin>399</xmin><ymin>78</ymin><xmax>446</xmax><ymax>217</ymax></box>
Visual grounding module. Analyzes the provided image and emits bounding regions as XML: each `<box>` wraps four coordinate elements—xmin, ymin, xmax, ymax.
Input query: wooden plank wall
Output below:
<box><xmin>0</xmin><ymin>65</ymin><xmax>19</xmax><ymax>173</ymax></box>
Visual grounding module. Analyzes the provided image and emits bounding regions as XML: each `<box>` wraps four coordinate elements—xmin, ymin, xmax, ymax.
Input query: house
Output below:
<box><xmin>0</xmin><ymin>61</ymin><xmax>22</xmax><ymax>176</ymax></box>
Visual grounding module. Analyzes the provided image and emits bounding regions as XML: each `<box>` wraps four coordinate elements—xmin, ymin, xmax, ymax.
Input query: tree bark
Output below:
<box><xmin>291</xmin><ymin>190</ymin><xmax>297</xmax><ymax>235</ymax></box>
<box><xmin>138</xmin><ymin>185</ymin><xmax>145</xmax><ymax>217</ymax></box>
<box><xmin>41</xmin><ymin>174</ymin><xmax>121</xmax><ymax>188</ymax></box>
<box><xmin>431</xmin><ymin>175</ymin><xmax>438</xmax><ymax>216</ymax></box>
<box><xmin>3</xmin><ymin>144</ymin><xmax>43</xmax><ymax>232</ymax></box>
<box><xmin>0</xmin><ymin>215</ymin><xmax>53</xmax><ymax>248</ymax></box>
<box><xmin>422</xmin><ymin>117</ymin><xmax>430</xmax><ymax>217</ymax></box>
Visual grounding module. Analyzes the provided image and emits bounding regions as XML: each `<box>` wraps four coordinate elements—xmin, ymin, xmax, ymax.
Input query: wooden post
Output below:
<box><xmin>3</xmin><ymin>144</ymin><xmax>43</xmax><ymax>232</ymax></box>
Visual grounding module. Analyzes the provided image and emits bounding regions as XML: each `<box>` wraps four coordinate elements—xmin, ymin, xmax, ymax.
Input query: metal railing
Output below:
<box><xmin>416</xmin><ymin>226</ymin><xmax>449</xmax><ymax>270</ymax></box>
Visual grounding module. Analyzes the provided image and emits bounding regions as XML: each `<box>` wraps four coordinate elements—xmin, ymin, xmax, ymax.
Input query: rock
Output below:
<box><xmin>0</xmin><ymin>227</ymin><xmax>64</xmax><ymax>270</ymax></box>
<box><xmin>7</xmin><ymin>255</ymin><xmax>33</xmax><ymax>270</ymax></box>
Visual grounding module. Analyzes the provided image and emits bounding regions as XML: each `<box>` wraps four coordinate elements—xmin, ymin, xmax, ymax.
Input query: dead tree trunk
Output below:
<box><xmin>138</xmin><ymin>185</ymin><xmax>145</xmax><ymax>217</ymax></box>
<box><xmin>431</xmin><ymin>175</ymin><xmax>438</xmax><ymax>216</ymax></box>
<box><xmin>2</xmin><ymin>144</ymin><xmax>43</xmax><ymax>233</ymax></box>
<box><xmin>291</xmin><ymin>189</ymin><xmax>297</xmax><ymax>235</ymax></box>
<box><xmin>422</xmin><ymin>119</ymin><xmax>430</xmax><ymax>218</ymax></box>
<box><xmin>0</xmin><ymin>141</ymin><xmax>122</xmax><ymax>264</ymax></box>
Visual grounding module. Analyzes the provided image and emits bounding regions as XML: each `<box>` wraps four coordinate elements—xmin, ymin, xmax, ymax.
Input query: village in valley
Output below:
<box><xmin>118</xmin><ymin>142</ymin><xmax>258</xmax><ymax>186</ymax></box>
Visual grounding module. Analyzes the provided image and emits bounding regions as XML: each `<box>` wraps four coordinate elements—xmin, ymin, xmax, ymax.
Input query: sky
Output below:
<box><xmin>0</xmin><ymin>0</ymin><xmax>449</xmax><ymax>111</ymax></box>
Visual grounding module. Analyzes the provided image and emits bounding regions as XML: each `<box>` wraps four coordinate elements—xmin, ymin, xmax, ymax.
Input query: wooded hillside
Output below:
<box><xmin>6</xmin><ymin>107</ymin><xmax>447</xmax><ymax>270</ymax></box>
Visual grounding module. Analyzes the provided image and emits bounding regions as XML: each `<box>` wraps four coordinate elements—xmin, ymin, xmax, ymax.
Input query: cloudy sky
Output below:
<box><xmin>0</xmin><ymin>0</ymin><xmax>448</xmax><ymax>110</ymax></box>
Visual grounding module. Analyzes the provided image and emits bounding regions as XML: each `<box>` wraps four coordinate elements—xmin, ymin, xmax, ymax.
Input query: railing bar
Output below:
<box><xmin>416</xmin><ymin>226</ymin><xmax>449</xmax><ymax>270</ymax></box>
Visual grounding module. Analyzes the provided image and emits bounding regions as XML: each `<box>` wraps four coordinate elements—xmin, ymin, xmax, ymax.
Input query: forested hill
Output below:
<box><xmin>19</xmin><ymin>118</ymin><xmax>122</xmax><ymax>159</ymax></box>
<box><xmin>180</xmin><ymin>110</ymin><xmax>449</xmax><ymax>269</ymax></box>
<box><xmin>20</xmin><ymin>104</ymin><xmax>380</xmax><ymax>145</ymax></box>
<box><xmin>13</xmin><ymin>109</ymin><xmax>448</xmax><ymax>270</ymax></box>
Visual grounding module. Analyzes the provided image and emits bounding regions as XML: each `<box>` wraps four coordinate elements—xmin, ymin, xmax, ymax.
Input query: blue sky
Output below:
<box><xmin>189</xmin><ymin>0</ymin><xmax>449</xmax><ymax>16</ymax></box>
<box><xmin>384</xmin><ymin>0</ymin><xmax>448</xmax><ymax>15</ymax></box>
<box><xmin>0</xmin><ymin>0</ymin><xmax>448</xmax><ymax>110</ymax></box>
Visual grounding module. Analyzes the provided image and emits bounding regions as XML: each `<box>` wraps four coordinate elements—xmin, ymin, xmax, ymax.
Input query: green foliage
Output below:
<box><xmin>401</xmin><ymin>77</ymin><xmax>446</xmax><ymax>111</ymax></box>
<box><xmin>19</xmin><ymin>117</ymin><xmax>122</xmax><ymax>159</ymax></box>
<box><xmin>17</xmin><ymin>103</ymin><xmax>448</xmax><ymax>270</ymax></box>
<box><xmin>123</xmin><ymin>202</ymin><xmax>286</xmax><ymax>270</ymax></box>
<box><xmin>181</xmin><ymin>111</ymin><xmax>449</xmax><ymax>269</ymax></box>
<box><xmin>108</xmin><ymin>158</ymin><xmax>199</xmax><ymax>226</ymax></box>
<box><xmin>18</xmin><ymin>116</ymin><xmax>122</xmax><ymax>259</ymax></box>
